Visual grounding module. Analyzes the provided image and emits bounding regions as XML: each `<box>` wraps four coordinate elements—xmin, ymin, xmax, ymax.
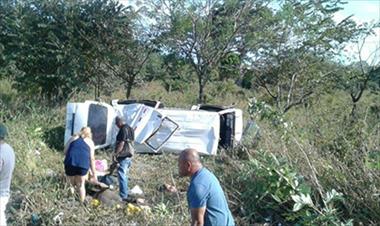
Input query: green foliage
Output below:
<box><xmin>0</xmin><ymin>0</ymin><xmax>138</xmax><ymax>102</ymax></box>
<box><xmin>219</xmin><ymin>52</ymin><xmax>241</xmax><ymax>81</ymax></box>
<box><xmin>207</xmin><ymin>79</ymin><xmax>240</xmax><ymax>102</ymax></box>
<box><xmin>366</xmin><ymin>151</ymin><xmax>380</xmax><ymax>169</ymax></box>
<box><xmin>145</xmin><ymin>53</ymin><xmax>195</xmax><ymax>92</ymax></box>
<box><xmin>248</xmin><ymin>97</ymin><xmax>291</xmax><ymax>141</ymax></box>
<box><xmin>0</xmin><ymin>0</ymin><xmax>379</xmax><ymax>224</ymax></box>
<box><xmin>151</xmin><ymin>0</ymin><xmax>256</xmax><ymax>103</ymax></box>
<box><xmin>241</xmin><ymin>70</ymin><xmax>254</xmax><ymax>89</ymax></box>
<box><xmin>0</xmin><ymin>79</ymin><xmax>19</xmax><ymax>121</ymax></box>
<box><xmin>6</xmin><ymin>0</ymin><xmax>85</xmax><ymax>101</ymax></box>
<box><xmin>235</xmin><ymin>149</ymin><xmax>351</xmax><ymax>225</ymax></box>
<box><xmin>237</xmin><ymin>150</ymin><xmax>308</xmax><ymax>223</ymax></box>
<box><xmin>242</xmin><ymin>95</ymin><xmax>380</xmax><ymax>224</ymax></box>
<box><xmin>244</xmin><ymin>0</ymin><xmax>364</xmax><ymax>112</ymax></box>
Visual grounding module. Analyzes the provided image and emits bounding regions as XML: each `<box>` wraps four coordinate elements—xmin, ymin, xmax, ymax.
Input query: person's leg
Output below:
<box><xmin>0</xmin><ymin>196</ymin><xmax>9</xmax><ymax>226</ymax></box>
<box><xmin>117</xmin><ymin>158</ymin><xmax>132</xmax><ymax>199</ymax></box>
<box><xmin>66</xmin><ymin>176</ymin><xmax>75</xmax><ymax>186</ymax></box>
<box><xmin>66</xmin><ymin>176</ymin><xmax>76</xmax><ymax>195</ymax></box>
<box><xmin>65</xmin><ymin>165</ymin><xmax>77</xmax><ymax>194</ymax></box>
<box><xmin>74</xmin><ymin>175</ymin><xmax>87</xmax><ymax>202</ymax></box>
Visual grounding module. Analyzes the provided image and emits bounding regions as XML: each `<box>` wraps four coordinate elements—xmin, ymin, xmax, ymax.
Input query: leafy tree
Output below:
<box><xmin>149</xmin><ymin>0</ymin><xmax>257</xmax><ymax>103</ymax></box>
<box><xmin>341</xmin><ymin>23</ymin><xmax>380</xmax><ymax>117</ymax></box>
<box><xmin>7</xmin><ymin>0</ymin><xmax>85</xmax><ymax>102</ymax></box>
<box><xmin>77</xmin><ymin>0</ymin><xmax>133</xmax><ymax>99</ymax></box>
<box><xmin>244</xmin><ymin>0</ymin><xmax>361</xmax><ymax>113</ymax></box>
<box><xmin>101</xmin><ymin>5</ymin><xmax>157</xmax><ymax>99</ymax></box>
<box><xmin>145</xmin><ymin>52</ymin><xmax>194</xmax><ymax>92</ymax></box>
<box><xmin>0</xmin><ymin>0</ymin><xmax>23</xmax><ymax>80</ymax></box>
<box><xmin>0</xmin><ymin>0</ymin><xmax>138</xmax><ymax>102</ymax></box>
<box><xmin>219</xmin><ymin>52</ymin><xmax>241</xmax><ymax>81</ymax></box>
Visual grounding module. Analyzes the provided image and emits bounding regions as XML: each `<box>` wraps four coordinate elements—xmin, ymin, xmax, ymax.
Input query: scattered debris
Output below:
<box><xmin>90</xmin><ymin>199</ymin><xmax>101</xmax><ymax>208</ymax></box>
<box><xmin>126</xmin><ymin>203</ymin><xmax>142</xmax><ymax>215</ymax></box>
<box><xmin>159</xmin><ymin>183</ymin><xmax>178</xmax><ymax>193</ymax></box>
<box><xmin>45</xmin><ymin>169</ymin><xmax>56</xmax><ymax>177</ymax></box>
<box><xmin>95</xmin><ymin>159</ymin><xmax>108</xmax><ymax>175</ymax></box>
<box><xmin>94</xmin><ymin>189</ymin><xmax>123</xmax><ymax>207</ymax></box>
<box><xmin>136</xmin><ymin>198</ymin><xmax>145</xmax><ymax>205</ymax></box>
<box><xmin>129</xmin><ymin>185</ymin><xmax>143</xmax><ymax>196</ymax></box>
<box><xmin>30</xmin><ymin>213</ymin><xmax>41</xmax><ymax>226</ymax></box>
<box><xmin>52</xmin><ymin>212</ymin><xmax>64</xmax><ymax>225</ymax></box>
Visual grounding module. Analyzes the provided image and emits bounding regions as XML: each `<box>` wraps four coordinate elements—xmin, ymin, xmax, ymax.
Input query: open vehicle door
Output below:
<box><xmin>113</xmin><ymin>101</ymin><xmax>221</xmax><ymax>155</ymax></box>
<box><xmin>113</xmin><ymin>103</ymin><xmax>179</xmax><ymax>152</ymax></box>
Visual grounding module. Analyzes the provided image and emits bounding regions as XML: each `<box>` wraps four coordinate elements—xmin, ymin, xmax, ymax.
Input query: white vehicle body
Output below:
<box><xmin>64</xmin><ymin>100</ymin><xmax>243</xmax><ymax>155</ymax></box>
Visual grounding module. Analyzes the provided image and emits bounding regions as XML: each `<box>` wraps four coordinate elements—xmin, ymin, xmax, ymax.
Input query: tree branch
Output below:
<box><xmin>284</xmin><ymin>91</ymin><xmax>313</xmax><ymax>113</ymax></box>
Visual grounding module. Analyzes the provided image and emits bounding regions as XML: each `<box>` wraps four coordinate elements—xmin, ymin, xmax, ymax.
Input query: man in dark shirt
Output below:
<box><xmin>178</xmin><ymin>148</ymin><xmax>235</xmax><ymax>226</ymax></box>
<box><xmin>114</xmin><ymin>116</ymin><xmax>134</xmax><ymax>202</ymax></box>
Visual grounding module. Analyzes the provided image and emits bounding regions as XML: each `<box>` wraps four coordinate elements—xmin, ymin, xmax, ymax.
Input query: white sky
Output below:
<box><xmin>121</xmin><ymin>0</ymin><xmax>380</xmax><ymax>64</ymax></box>
<box><xmin>334</xmin><ymin>0</ymin><xmax>380</xmax><ymax>65</ymax></box>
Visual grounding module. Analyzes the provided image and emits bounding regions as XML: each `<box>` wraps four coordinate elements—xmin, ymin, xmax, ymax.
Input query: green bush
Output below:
<box><xmin>232</xmin><ymin>149</ymin><xmax>352</xmax><ymax>225</ymax></box>
<box><xmin>0</xmin><ymin>79</ymin><xmax>20</xmax><ymax>121</ymax></box>
<box><xmin>246</xmin><ymin>94</ymin><xmax>380</xmax><ymax>224</ymax></box>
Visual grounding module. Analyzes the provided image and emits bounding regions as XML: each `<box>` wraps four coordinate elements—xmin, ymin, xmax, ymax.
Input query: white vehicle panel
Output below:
<box><xmin>234</xmin><ymin>109</ymin><xmax>243</xmax><ymax>142</ymax></box>
<box><xmin>64</xmin><ymin>101</ymin><xmax>116</xmax><ymax>149</ymax></box>
<box><xmin>154</xmin><ymin>109</ymin><xmax>220</xmax><ymax>155</ymax></box>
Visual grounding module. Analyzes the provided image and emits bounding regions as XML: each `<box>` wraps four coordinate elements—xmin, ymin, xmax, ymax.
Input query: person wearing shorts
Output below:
<box><xmin>64</xmin><ymin>127</ymin><xmax>97</xmax><ymax>202</ymax></box>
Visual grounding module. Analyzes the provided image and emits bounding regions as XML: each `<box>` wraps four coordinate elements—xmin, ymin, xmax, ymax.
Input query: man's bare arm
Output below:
<box><xmin>114</xmin><ymin>141</ymin><xmax>125</xmax><ymax>156</ymax></box>
<box><xmin>190</xmin><ymin>207</ymin><xmax>206</xmax><ymax>226</ymax></box>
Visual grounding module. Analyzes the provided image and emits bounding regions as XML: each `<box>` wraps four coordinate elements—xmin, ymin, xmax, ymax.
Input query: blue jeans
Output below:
<box><xmin>117</xmin><ymin>157</ymin><xmax>132</xmax><ymax>199</ymax></box>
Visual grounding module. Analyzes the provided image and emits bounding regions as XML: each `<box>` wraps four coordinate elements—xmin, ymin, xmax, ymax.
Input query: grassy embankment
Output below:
<box><xmin>1</xmin><ymin>80</ymin><xmax>379</xmax><ymax>225</ymax></box>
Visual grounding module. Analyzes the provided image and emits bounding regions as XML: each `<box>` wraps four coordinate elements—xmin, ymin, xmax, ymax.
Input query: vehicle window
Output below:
<box><xmin>145</xmin><ymin>117</ymin><xmax>178</xmax><ymax>151</ymax></box>
<box><xmin>88</xmin><ymin>104</ymin><xmax>107</xmax><ymax>146</ymax></box>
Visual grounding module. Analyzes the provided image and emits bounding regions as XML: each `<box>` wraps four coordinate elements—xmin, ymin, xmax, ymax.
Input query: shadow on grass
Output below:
<box><xmin>43</xmin><ymin>126</ymin><xmax>65</xmax><ymax>151</ymax></box>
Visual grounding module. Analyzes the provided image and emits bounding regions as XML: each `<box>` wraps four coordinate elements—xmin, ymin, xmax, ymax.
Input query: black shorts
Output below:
<box><xmin>65</xmin><ymin>165</ymin><xmax>88</xmax><ymax>176</ymax></box>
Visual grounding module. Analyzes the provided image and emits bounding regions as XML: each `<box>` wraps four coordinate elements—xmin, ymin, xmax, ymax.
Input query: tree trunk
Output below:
<box><xmin>198</xmin><ymin>78</ymin><xmax>206</xmax><ymax>104</ymax></box>
<box><xmin>126</xmin><ymin>83</ymin><xmax>132</xmax><ymax>99</ymax></box>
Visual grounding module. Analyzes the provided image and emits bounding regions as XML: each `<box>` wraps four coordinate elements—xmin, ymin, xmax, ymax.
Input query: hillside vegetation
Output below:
<box><xmin>1</xmin><ymin>80</ymin><xmax>379</xmax><ymax>225</ymax></box>
<box><xmin>1</xmin><ymin>0</ymin><xmax>379</xmax><ymax>225</ymax></box>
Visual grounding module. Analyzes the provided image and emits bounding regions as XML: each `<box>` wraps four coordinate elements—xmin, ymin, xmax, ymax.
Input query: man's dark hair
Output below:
<box><xmin>115</xmin><ymin>116</ymin><xmax>125</xmax><ymax>125</ymax></box>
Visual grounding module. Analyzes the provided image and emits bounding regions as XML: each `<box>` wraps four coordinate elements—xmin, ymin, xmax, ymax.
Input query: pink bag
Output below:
<box><xmin>95</xmin><ymin>159</ymin><xmax>108</xmax><ymax>172</ymax></box>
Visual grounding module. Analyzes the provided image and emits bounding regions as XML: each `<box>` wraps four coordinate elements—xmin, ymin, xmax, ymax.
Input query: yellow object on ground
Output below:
<box><xmin>126</xmin><ymin>203</ymin><xmax>142</xmax><ymax>215</ymax></box>
<box><xmin>91</xmin><ymin>199</ymin><xmax>101</xmax><ymax>208</ymax></box>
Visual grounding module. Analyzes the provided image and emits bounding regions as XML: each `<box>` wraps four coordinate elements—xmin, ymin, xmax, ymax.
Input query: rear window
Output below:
<box><xmin>88</xmin><ymin>104</ymin><xmax>107</xmax><ymax>146</ymax></box>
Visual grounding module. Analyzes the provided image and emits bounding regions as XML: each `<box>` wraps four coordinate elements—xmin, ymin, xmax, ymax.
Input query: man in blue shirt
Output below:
<box><xmin>178</xmin><ymin>148</ymin><xmax>235</xmax><ymax>226</ymax></box>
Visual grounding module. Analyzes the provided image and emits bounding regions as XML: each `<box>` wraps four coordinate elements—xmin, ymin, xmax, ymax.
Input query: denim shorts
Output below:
<box><xmin>65</xmin><ymin>165</ymin><xmax>88</xmax><ymax>176</ymax></box>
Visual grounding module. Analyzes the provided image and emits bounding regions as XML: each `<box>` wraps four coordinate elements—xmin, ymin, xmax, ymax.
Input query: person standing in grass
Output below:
<box><xmin>178</xmin><ymin>148</ymin><xmax>235</xmax><ymax>226</ymax></box>
<box><xmin>0</xmin><ymin>123</ymin><xmax>15</xmax><ymax>226</ymax></box>
<box><xmin>64</xmin><ymin>127</ymin><xmax>98</xmax><ymax>202</ymax></box>
<box><xmin>113</xmin><ymin>116</ymin><xmax>135</xmax><ymax>202</ymax></box>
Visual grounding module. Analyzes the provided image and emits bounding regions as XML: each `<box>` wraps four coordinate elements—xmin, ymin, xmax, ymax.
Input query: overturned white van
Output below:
<box><xmin>64</xmin><ymin>100</ymin><xmax>243</xmax><ymax>155</ymax></box>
